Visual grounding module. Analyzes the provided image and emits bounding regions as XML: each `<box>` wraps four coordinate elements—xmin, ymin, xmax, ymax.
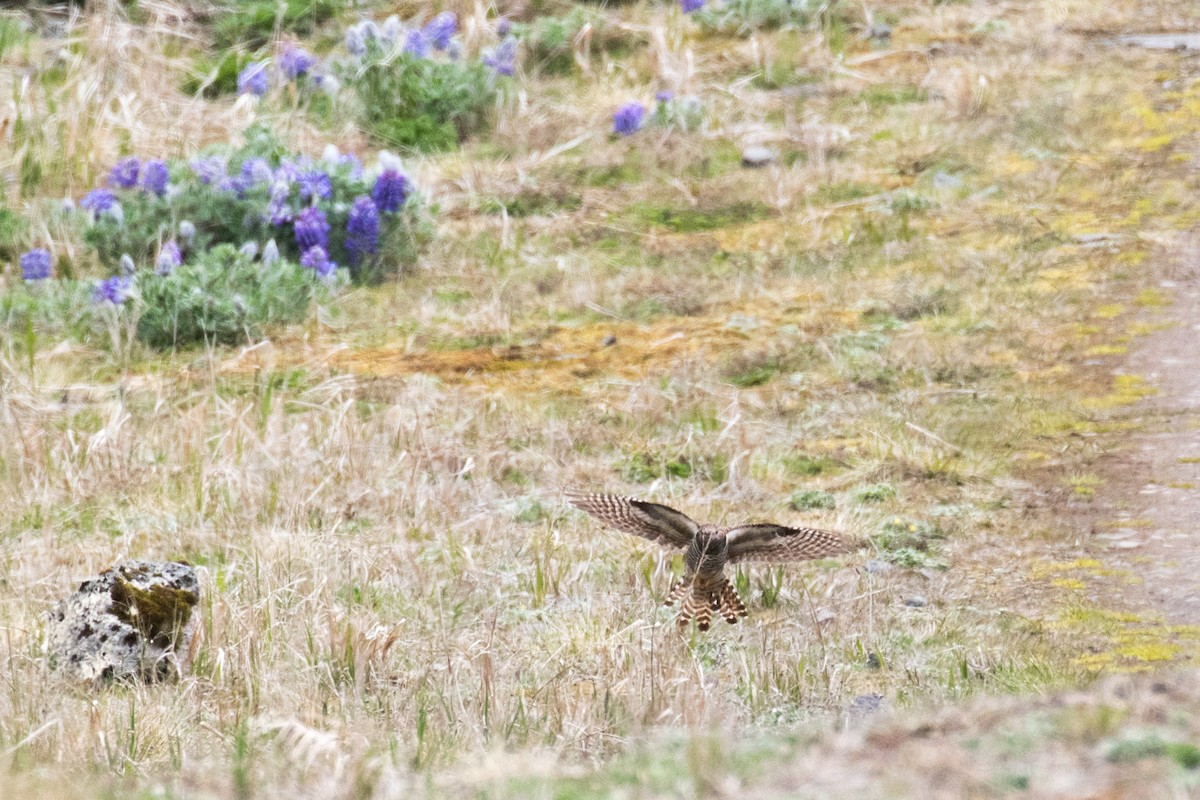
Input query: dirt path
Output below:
<box><xmin>1086</xmin><ymin>236</ymin><xmax>1200</xmax><ymax>624</ymax></box>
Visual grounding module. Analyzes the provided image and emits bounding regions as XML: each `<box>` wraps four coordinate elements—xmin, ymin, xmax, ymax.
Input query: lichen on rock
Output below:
<box><xmin>46</xmin><ymin>560</ymin><xmax>200</xmax><ymax>684</ymax></box>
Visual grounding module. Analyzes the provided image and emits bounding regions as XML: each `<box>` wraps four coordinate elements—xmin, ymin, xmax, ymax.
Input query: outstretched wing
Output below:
<box><xmin>565</xmin><ymin>491</ymin><xmax>698</xmax><ymax>550</ymax></box>
<box><xmin>725</xmin><ymin>524</ymin><xmax>851</xmax><ymax>564</ymax></box>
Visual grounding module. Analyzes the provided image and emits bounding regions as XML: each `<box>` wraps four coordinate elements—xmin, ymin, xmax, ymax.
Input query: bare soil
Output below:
<box><xmin>1078</xmin><ymin>235</ymin><xmax>1200</xmax><ymax>624</ymax></box>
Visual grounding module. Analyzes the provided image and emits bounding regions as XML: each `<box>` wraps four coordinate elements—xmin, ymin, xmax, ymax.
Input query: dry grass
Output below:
<box><xmin>1</xmin><ymin>0</ymin><xmax>1200</xmax><ymax>796</ymax></box>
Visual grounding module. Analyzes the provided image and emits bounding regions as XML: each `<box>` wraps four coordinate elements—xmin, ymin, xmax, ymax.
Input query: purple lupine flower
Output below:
<box><xmin>496</xmin><ymin>17</ymin><xmax>512</xmax><ymax>37</ymax></box>
<box><xmin>612</xmin><ymin>102</ymin><xmax>646</xmax><ymax>136</ymax></box>
<box><xmin>240</xmin><ymin>158</ymin><xmax>274</xmax><ymax>187</ymax></box>
<box><xmin>294</xmin><ymin>206</ymin><xmax>330</xmax><ymax>252</ymax></box>
<box><xmin>656</xmin><ymin>91</ymin><xmax>675</xmax><ymax>103</ymax></box>
<box><xmin>19</xmin><ymin>248</ymin><xmax>52</xmax><ymax>281</ymax></box>
<box><xmin>279</xmin><ymin>46</ymin><xmax>316</xmax><ymax>80</ymax></box>
<box><xmin>483</xmin><ymin>36</ymin><xmax>517</xmax><ymax>76</ymax></box>
<box><xmin>298</xmin><ymin>170</ymin><xmax>332</xmax><ymax>201</ymax></box>
<box><xmin>93</xmin><ymin>275</ymin><xmax>133</xmax><ymax>305</ymax></box>
<box><xmin>371</xmin><ymin>169</ymin><xmax>410</xmax><ymax>213</ymax></box>
<box><xmin>142</xmin><ymin>160</ymin><xmax>170</xmax><ymax>196</ymax></box>
<box><xmin>345</xmin><ymin>24</ymin><xmax>367</xmax><ymax>56</ymax></box>
<box><xmin>680</xmin><ymin>0</ymin><xmax>705</xmax><ymax>12</ymax></box>
<box><xmin>237</xmin><ymin>62</ymin><xmax>269</xmax><ymax>97</ymax></box>
<box><xmin>108</xmin><ymin>157</ymin><xmax>141</xmax><ymax>189</ymax></box>
<box><xmin>266</xmin><ymin>180</ymin><xmax>294</xmax><ymax>225</ymax></box>
<box><xmin>300</xmin><ymin>245</ymin><xmax>337</xmax><ymax>278</ymax></box>
<box><xmin>423</xmin><ymin>12</ymin><xmax>456</xmax><ymax>50</ymax></box>
<box><xmin>190</xmin><ymin>156</ymin><xmax>227</xmax><ymax>185</ymax></box>
<box><xmin>81</xmin><ymin>188</ymin><xmax>118</xmax><ymax>212</ymax></box>
<box><xmin>156</xmin><ymin>241</ymin><xmax>182</xmax><ymax>275</ymax></box>
<box><xmin>404</xmin><ymin>29</ymin><xmax>429</xmax><ymax>58</ymax></box>
<box><xmin>346</xmin><ymin>196</ymin><xmax>380</xmax><ymax>264</ymax></box>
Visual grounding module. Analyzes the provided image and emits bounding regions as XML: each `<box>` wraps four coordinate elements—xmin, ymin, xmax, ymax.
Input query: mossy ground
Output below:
<box><xmin>1</xmin><ymin>0</ymin><xmax>1200</xmax><ymax>796</ymax></box>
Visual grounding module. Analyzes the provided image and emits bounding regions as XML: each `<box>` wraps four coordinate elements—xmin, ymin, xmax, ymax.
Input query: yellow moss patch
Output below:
<box><xmin>1084</xmin><ymin>345</ymin><xmax>1127</xmax><ymax>356</ymax></box>
<box><xmin>1092</xmin><ymin>304</ymin><xmax>1125</xmax><ymax>319</ymax></box>
<box><xmin>1114</xmin><ymin>641</ymin><xmax>1180</xmax><ymax>662</ymax></box>
<box><xmin>1134</xmin><ymin>288</ymin><xmax>1169</xmax><ymax>308</ymax></box>
<box><xmin>1051</xmin><ymin>578</ymin><xmax>1087</xmax><ymax>590</ymax></box>
<box><xmin>1082</xmin><ymin>375</ymin><xmax>1157</xmax><ymax>411</ymax></box>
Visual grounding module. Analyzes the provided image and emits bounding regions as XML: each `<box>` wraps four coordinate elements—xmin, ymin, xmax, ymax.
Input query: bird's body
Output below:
<box><xmin>565</xmin><ymin>491</ymin><xmax>850</xmax><ymax>631</ymax></box>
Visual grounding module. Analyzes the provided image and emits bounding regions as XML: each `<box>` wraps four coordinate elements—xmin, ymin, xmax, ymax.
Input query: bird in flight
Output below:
<box><xmin>565</xmin><ymin>491</ymin><xmax>851</xmax><ymax>631</ymax></box>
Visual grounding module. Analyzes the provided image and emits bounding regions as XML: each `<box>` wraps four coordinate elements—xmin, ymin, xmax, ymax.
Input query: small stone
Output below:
<box><xmin>741</xmin><ymin>146</ymin><xmax>776</xmax><ymax>168</ymax></box>
<box><xmin>847</xmin><ymin>693</ymin><xmax>886</xmax><ymax>723</ymax></box>
<box><xmin>816</xmin><ymin>608</ymin><xmax>836</xmax><ymax>624</ymax></box>
<box><xmin>601</xmin><ymin>334</ymin><xmax>617</xmax><ymax>347</ymax></box>
<box><xmin>866</xmin><ymin>559</ymin><xmax>894</xmax><ymax>574</ymax></box>
<box><xmin>866</xmin><ymin>652</ymin><xmax>882</xmax><ymax>670</ymax></box>
<box><xmin>904</xmin><ymin>595</ymin><xmax>928</xmax><ymax>608</ymax></box>
<box><xmin>47</xmin><ymin>560</ymin><xmax>200</xmax><ymax>684</ymax></box>
<box><xmin>866</xmin><ymin>23</ymin><xmax>892</xmax><ymax>41</ymax></box>
<box><xmin>932</xmin><ymin>171</ymin><xmax>963</xmax><ymax>191</ymax></box>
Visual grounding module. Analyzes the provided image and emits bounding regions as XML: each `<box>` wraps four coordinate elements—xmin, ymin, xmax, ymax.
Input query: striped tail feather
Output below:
<box><xmin>664</xmin><ymin>579</ymin><xmax>689</xmax><ymax>607</ymax></box>
<box><xmin>678</xmin><ymin>590</ymin><xmax>714</xmax><ymax>631</ymax></box>
<box><xmin>717</xmin><ymin>580</ymin><xmax>748</xmax><ymax>624</ymax></box>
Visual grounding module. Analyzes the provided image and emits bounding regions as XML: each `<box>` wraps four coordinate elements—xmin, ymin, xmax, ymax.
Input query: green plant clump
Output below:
<box><xmin>135</xmin><ymin>244</ymin><xmax>318</xmax><ymax>349</ymax></box>
<box><xmin>338</xmin><ymin>43</ymin><xmax>499</xmax><ymax>151</ymax></box>
<box><xmin>695</xmin><ymin>0</ymin><xmax>832</xmax><ymax>35</ymax></box>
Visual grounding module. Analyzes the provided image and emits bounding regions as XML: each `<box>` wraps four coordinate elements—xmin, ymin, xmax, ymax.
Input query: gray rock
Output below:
<box><xmin>741</xmin><ymin>146</ymin><xmax>776</xmax><ymax>168</ymax></box>
<box><xmin>847</xmin><ymin>693</ymin><xmax>887</xmax><ymax>724</ymax></box>
<box><xmin>866</xmin><ymin>559</ymin><xmax>894</xmax><ymax>574</ymax></box>
<box><xmin>1115</xmin><ymin>34</ymin><xmax>1200</xmax><ymax>51</ymax></box>
<box><xmin>903</xmin><ymin>595</ymin><xmax>928</xmax><ymax>608</ymax></box>
<box><xmin>932</xmin><ymin>171</ymin><xmax>963</xmax><ymax>191</ymax></box>
<box><xmin>866</xmin><ymin>23</ymin><xmax>892</xmax><ymax>41</ymax></box>
<box><xmin>47</xmin><ymin>560</ymin><xmax>200</xmax><ymax>683</ymax></box>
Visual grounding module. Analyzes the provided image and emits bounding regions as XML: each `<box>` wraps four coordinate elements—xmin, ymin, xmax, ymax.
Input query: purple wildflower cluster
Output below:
<box><xmin>93</xmin><ymin>275</ymin><xmax>133</xmax><ymax>305</ymax></box>
<box><xmin>279</xmin><ymin>46</ymin><xmax>316</xmax><ymax>80</ymax></box>
<box><xmin>156</xmin><ymin>241</ymin><xmax>182</xmax><ymax>275</ymax></box>
<box><xmin>342</xmin><ymin>12</ymin><xmax>517</xmax><ymax>77</ymax></box>
<box><xmin>612</xmin><ymin>102</ymin><xmax>646</xmax><ymax>136</ymax></box>
<box><xmin>237</xmin><ymin>62</ymin><xmax>270</xmax><ymax>97</ymax></box>
<box><xmin>19</xmin><ymin>248</ymin><xmax>52</xmax><ymax>281</ymax></box>
<box><xmin>371</xmin><ymin>169</ymin><xmax>410</xmax><ymax>213</ymax></box>
<box><xmin>70</xmin><ymin>142</ymin><xmax>419</xmax><ymax>298</ymax></box>
<box><xmin>294</xmin><ymin>206</ymin><xmax>331</xmax><ymax>252</ymax></box>
<box><xmin>345</xmin><ymin>196</ymin><xmax>380</xmax><ymax>264</ymax></box>
<box><xmin>680</xmin><ymin>0</ymin><xmax>706</xmax><ymax>13</ymax></box>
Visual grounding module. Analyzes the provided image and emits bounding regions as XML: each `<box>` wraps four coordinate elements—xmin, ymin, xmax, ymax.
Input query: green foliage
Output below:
<box><xmin>782</xmin><ymin>454</ymin><xmax>838</xmax><ymax>476</ymax></box>
<box><xmin>632</xmin><ymin>201</ymin><xmax>771</xmax><ymax>233</ymax></box>
<box><xmin>209</xmin><ymin>0</ymin><xmax>340</xmax><ymax>49</ymax></box>
<box><xmin>0</xmin><ymin>207</ymin><xmax>24</xmax><ymax>262</ymax></box>
<box><xmin>0</xmin><ymin>280</ymin><xmax>97</xmax><ymax>352</ymax></box>
<box><xmin>517</xmin><ymin>8</ymin><xmax>595</xmax><ymax>74</ymax></box>
<box><xmin>338</xmin><ymin>45</ymin><xmax>498</xmax><ymax>152</ymax></box>
<box><xmin>181</xmin><ymin>51</ymin><xmax>254</xmax><ymax>98</ymax></box>
<box><xmin>1105</xmin><ymin>734</ymin><xmax>1200</xmax><ymax>769</ymax></box>
<box><xmin>135</xmin><ymin>244</ymin><xmax>316</xmax><ymax>349</ymax></box>
<box><xmin>852</xmin><ymin>483</ymin><xmax>896</xmax><ymax>504</ymax></box>
<box><xmin>874</xmin><ymin>516</ymin><xmax>947</xmax><ymax>570</ymax></box>
<box><xmin>695</xmin><ymin>0</ymin><xmax>832</xmax><ymax>35</ymax></box>
<box><xmin>515</xmin><ymin>8</ymin><xmax>637</xmax><ymax>74</ymax></box>
<box><xmin>790</xmin><ymin>489</ymin><xmax>835</xmax><ymax>510</ymax></box>
<box><xmin>652</xmin><ymin>95</ymin><xmax>705</xmax><ymax>132</ymax></box>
